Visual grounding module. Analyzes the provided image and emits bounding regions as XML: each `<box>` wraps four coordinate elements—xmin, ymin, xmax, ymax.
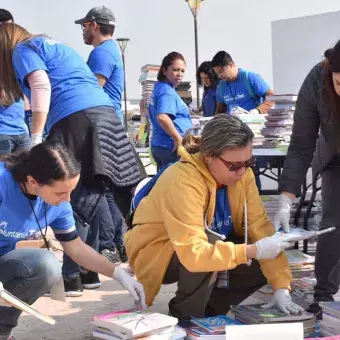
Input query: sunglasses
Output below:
<box><xmin>218</xmin><ymin>155</ymin><xmax>256</xmax><ymax>172</ymax></box>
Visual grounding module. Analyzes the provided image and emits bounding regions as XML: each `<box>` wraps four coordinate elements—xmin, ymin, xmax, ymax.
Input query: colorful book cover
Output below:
<box><xmin>191</xmin><ymin>315</ymin><xmax>242</xmax><ymax>332</ymax></box>
<box><xmin>92</xmin><ymin>309</ymin><xmax>178</xmax><ymax>338</ymax></box>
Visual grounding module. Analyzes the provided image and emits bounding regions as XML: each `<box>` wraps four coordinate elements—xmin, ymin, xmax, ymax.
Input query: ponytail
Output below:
<box><xmin>182</xmin><ymin>130</ymin><xmax>201</xmax><ymax>154</ymax></box>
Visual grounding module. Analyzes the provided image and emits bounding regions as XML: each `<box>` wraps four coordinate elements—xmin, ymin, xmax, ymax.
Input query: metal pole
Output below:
<box><xmin>122</xmin><ymin>53</ymin><xmax>128</xmax><ymax>131</ymax></box>
<box><xmin>194</xmin><ymin>14</ymin><xmax>200</xmax><ymax>109</ymax></box>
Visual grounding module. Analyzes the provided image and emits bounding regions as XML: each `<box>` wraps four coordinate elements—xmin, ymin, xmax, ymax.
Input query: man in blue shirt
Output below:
<box><xmin>211</xmin><ymin>51</ymin><xmax>274</xmax><ymax>191</ymax></box>
<box><xmin>74</xmin><ymin>7</ymin><xmax>128</xmax><ymax>268</ymax></box>
<box><xmin>75</xmin><ymin>6</ymin><xmax>124</xmax><ymax>123</ymax></box>
<box><xmin>211</xmin><ymin>51</ymin><xmax>274</xmax><ymax>114</ymax></box>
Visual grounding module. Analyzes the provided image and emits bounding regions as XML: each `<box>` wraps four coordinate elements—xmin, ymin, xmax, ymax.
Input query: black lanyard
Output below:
<box><xmin>228</xmin><ymin>82</ymin><xmax>238</xmax><ymax>102</ymax></box>
<box><xmin>23</xmin><ymin>184</ymin><xmax>50</xmax><ymax>250</ymax></box>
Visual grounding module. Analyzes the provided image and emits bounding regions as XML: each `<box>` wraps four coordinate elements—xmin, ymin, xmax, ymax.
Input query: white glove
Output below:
<box><xmin>255</xmin><ymin>236</ymin><xmax>293</xmax><ymax>260</ymax></box>
<box><xmin>112</xmin><ymin>266</ymin><xmax>147</xmax><ymax>310</ymax></box>
<box><xmin>31</xmin><ymin>134</ymin><xmax>43</xmax><ymax>147</ymax></box>
<box><xmin>249</xmin><ymin>108</ymin><xmax>260</xmax><ymax>114</ymax></box>
<box><xmin>273</xmin><ymin>194</ymin><xmax>294</xmax><ymax>233</ymax></box>
<box><xmin>262</xmin><ymin>288</ymin><xmax>304</xmax><ymax>315</ymax></box>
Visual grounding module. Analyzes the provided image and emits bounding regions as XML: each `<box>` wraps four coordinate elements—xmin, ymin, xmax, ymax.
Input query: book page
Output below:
<box><xmin>0</xmin><ymin>283</ymin><xmax>55</xmax><ymax>325</ymax></box>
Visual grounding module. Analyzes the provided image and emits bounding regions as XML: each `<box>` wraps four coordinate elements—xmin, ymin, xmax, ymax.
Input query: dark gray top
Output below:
<box><xmin>279</xmin><ymin>63</ymin><xmax>340</xmax><ymax>196</ymax></box>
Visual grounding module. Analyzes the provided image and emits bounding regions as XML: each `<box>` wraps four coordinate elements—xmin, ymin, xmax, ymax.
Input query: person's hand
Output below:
<box><xmin>112</xmin><ymin>266</ymin><xmax>147</xmax><ymax>310</ymax></box>
<box><xmin>172</xmin><ymin>137</ymin><xmax>182</xmax><ymax>153</ymax></box>
<box><xmin>31</xmin><ymin>134</ymin><xmax>43</xmax><ymax>147</ymax></box>
<box><xmin>273</xmin><ymin>194</ymin><xmax>294</xmax><ymax>233</ymax></box>
<box><xmin>262</xmin><ymin>289</ymin><xmax>304</xmax><ymax>315</ymax></box>
<box><xmin>249</xmin><ymin>108</ymin><xmax>260</xmax><ymax>114</ymax></box>
<box><xmin>255</xmin><ymin>236</ymin><xmax>293</xmax><ymax>260</ymax></box>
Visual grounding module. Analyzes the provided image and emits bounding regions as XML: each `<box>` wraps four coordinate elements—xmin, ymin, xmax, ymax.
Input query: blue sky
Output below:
<box><xmin>4</xmin><ymin>0</ymin><xmax>340</xmax><ymax>98</ymax></box>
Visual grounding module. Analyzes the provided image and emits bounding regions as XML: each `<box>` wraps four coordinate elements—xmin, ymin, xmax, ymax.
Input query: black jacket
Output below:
<box><xmin>279</xmin><ymin>63</ymin><xmax>340</xmax><ymax>196</ymax></box>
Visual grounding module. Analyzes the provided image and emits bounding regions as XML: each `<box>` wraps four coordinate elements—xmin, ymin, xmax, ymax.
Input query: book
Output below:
<box><xmin>272</xmin><ymin>226</ymin><xmax>335</xmax><ymax>243</ymax></box>
<box><xmin>92</xmin><ymin>309</ymin><xmax>178</xmax><ymax>339</ymax></box>
<box><xmin>92</xmin><ymin>326</ymin><xmax>186</xmax><ymax>340</ymax></box>
<box><xmin>191</xmin><ymin>315</ymin><xmax>242</xmax><ymax>333</ymax></box>
<box><xmin>185</xmin><ymin>326</ymin><xmax>225</xmax><ymax>339</ymax></box>
<box><xmin>266</xmin><ymin>94</ymin><xmax>298</xmax><ymax>102</ymax></box>
<box><xmin>231</xmin><ymin>304</ymin><xmax>314</xmax><ymax>323</ymax></box>
<box><xmin>0</xmin><ymin>282</ymin><xmax>55</xmax><ymax>325</ymax></box>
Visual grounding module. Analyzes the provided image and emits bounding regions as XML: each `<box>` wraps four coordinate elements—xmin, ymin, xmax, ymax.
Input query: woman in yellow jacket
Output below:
<box><xmin>125</xmin><ymin>115</ymin><xmax>302</xmax><ymax>320</ymax></box>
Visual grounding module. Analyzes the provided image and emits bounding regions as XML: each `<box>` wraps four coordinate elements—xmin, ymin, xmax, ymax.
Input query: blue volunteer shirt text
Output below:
<box><xmin>216</xmin><ymin>69</ymin><xmax>270</xmax><ymax>113</ymax></box>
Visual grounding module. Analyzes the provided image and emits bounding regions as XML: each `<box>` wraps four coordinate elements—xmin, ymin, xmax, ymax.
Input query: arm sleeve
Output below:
<box><xmin>26</xmin><ymin>70</ymin><xmax>51</xmax><ymax>113</ymax></box>
<box><xmin>245</xmin><ymin>170</ymin><xmax>292</xmax><ymax>290</ymax></box>
<box><xmin>160</xmin><ymin>173</ymin><xmax>248</xmax><ymax>273</ymax></box>
<box><xmin>157</xmin><ymin>93</ymin><xmax>177</xmax><ymax>119</ymax></box>
<box><xmin>87</xmin><ymin>49</ymin><xmax>114</xmax><ymax>80</ymax></box>
<box><xmin>12</xmin><ymin>44</ymin><xmax>48</xmax><ymax>86</ymax></box>
<box><xmin>248</xmin><ymin>72</ymin><xmax>271</xmax><ymax>97</ymax></box>
<box><xmin>279</xmin><ymin>68</ymin><xmax>321</xmax><ymax>196</ymax></box>
<box><xmin>50</xmin><ymin>203</ymin><xmax>78</xmax><ymax>242</ymax></box>
<box><xmin>216</xmin><ymin>82</ymin><xmax>224</xmax><ymax>103</ymax></box>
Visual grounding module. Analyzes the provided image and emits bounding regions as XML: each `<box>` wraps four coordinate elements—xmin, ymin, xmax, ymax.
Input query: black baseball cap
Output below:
<box><xmin>74</xmin><ymin>6</ymin><xmax>115</xmax><ymax>26</ymax></box>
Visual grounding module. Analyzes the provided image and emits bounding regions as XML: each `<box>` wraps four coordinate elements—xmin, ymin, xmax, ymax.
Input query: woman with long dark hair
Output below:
<box><xmin>195</xmin><ymin>61</ymin><xmax>219</xmax><ymax>117</ymax></box>
<box><xmin>0</xmin><ymin>141</ymin><xmax>145</xmax><ymax>340</ymax></box>
<box><xmin>0</xmin><ymin>23</ymin><xmax>145</xmax><ymax>296</ymax></box>
<box><xmin>274</xmin><ymin>40</ymin><xmax>340</xmax><ymax>315</ymax></box>
<box><xmin>149</xmin><ymin>52</ymin><xmax>193</xmax><ymax>171</ymax></box>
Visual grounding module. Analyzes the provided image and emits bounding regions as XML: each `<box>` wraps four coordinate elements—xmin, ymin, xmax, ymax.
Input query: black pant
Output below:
<box><xmin>163</xmin><ymin>234</ymin><xmax>266</xmax><ymax>320</ymax></box>
<box><xmin>314</xmin><ymin>165</ymin><xmax>340</xmax><ymax>302</ymax></box>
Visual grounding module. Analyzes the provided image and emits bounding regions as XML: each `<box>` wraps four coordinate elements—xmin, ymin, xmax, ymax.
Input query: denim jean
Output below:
<box><xmin>0</xmin><ymin>249</ymin><xmax>61</xmax><ymax>337</ymax></box>
<box><xmin>151</xmin><ymin>146</ymin><xmax>179</xmax><ymax>172</ymax></box>
<box><xmin>62</xmin><ymin>218</ymin><xmax>91</xmax><ymax>278</ymax></box>
<box><xmin>0</xmin><ymin>133</ymin><xmax>31</xmax><ymax>155</ymax></box>
<box><xmin>99</xmin><ymin>188</ymin><xmax>124</xmax><ymax>251</ymax></box>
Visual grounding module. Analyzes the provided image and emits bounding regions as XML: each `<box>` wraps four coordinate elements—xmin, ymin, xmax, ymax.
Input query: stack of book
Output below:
<box><xmin>176</xmin><ymin>81</ymin><xmax>192</xmax><ymax>107</ymax></box>
<box><xmin>181</xmin><ymin>315</ymin><xmax>242</xmax><ymax>339</ymax></box>
<box><xmin>230</xmin><ymin>303</ymin><xmax>316</xmax><ymax>337</ymax></box>
<box><xmin>138</xmin><ymin>64</ymin><xmax>161</xmax><ymax>148</ymax></box>
<box><xmin>320</xmin><ymin>302</ymin><xmax>340</xmax><ymax>337</ymax></box>
<box><xmin>291</xmin><ymin>277</ymin><xmax>316</xmax><ymax>303</ymax></box>
<box><xmin>231</xmin><ymin>110</ymin><xmax>266</xmax><ymax>148</ymax></box>
<box><xmin>92</xmin><ymin>309</ymin><xmax>185</xmax><ymax>340</ymax></box>
<box><xmin>285</xmin><ymin>249</ymin><xmax>315</xmax><ymax>279</ymax></box>
<box><xmin>261</xmin><ymin>94</ymin><xmax>297</xmax><ymax>149</ymax></box>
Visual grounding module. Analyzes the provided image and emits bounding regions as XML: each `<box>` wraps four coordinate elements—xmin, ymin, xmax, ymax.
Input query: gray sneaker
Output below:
<box><xmin>100</xmin><ymin>248</ymin><xmax>121</xmax><ymax>264</ymax></box>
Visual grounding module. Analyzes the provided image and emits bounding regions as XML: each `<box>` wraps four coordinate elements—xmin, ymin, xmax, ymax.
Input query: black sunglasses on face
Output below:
<box><xmin>218</xmin><ymin>155</ymin><xmax>256</xmax><ymax>172</ymax></box>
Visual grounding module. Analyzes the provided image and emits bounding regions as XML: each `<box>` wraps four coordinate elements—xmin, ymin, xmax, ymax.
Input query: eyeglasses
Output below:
<box><xmin>218</xmin><ymin>155</ymin><xmax>256</xmax><ymax>172</ymax></box>
<box><xmin>80</xmin><ymin>21</ymin><xmax>99</xmax><ymax>30</ymax></box>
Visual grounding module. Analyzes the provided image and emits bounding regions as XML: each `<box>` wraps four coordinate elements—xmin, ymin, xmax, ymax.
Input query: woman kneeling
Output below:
<box><xmin>125</xmin><ymin>115</ymin><xmax>302</xmax><ymax>320</ymax></box>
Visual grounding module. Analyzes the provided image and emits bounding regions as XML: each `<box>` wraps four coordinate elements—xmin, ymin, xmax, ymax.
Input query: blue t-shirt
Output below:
<box><xmin>0</xmin><ymin>163</ymin><xmax>78</xmax><ymax>256</ymax></box>
<box><xmin>87</xmin><ymin>40</ymin><xmax>124</xmax><ymax>122</ymax></box>
<box><xmin>216</xmin><ymin>69</ymin><xmax>270</xmax><ymax>113</ymax></box>
<box><xmin>0</xmin><ymin>100</ymin><xmax>28</xmax><ymax>135</ymax></box>
<box><xmin>12</xmin><ymin>37</ymin><xmax>113</xmax><ymax>133</ymax></box>
<box><xmin>210</xmin><ymin>186</ymin><xmax>233</xmax><ymax>236</ymax></box>
<box><xmin>202</xmin><ymin>84</ymin><xmax>217</xmax><ymax>117</ymax></box>
<box><xmin>149</xmin><ymin>81</ymin><xmax>193</xmax><ymax>149</ymax></box>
